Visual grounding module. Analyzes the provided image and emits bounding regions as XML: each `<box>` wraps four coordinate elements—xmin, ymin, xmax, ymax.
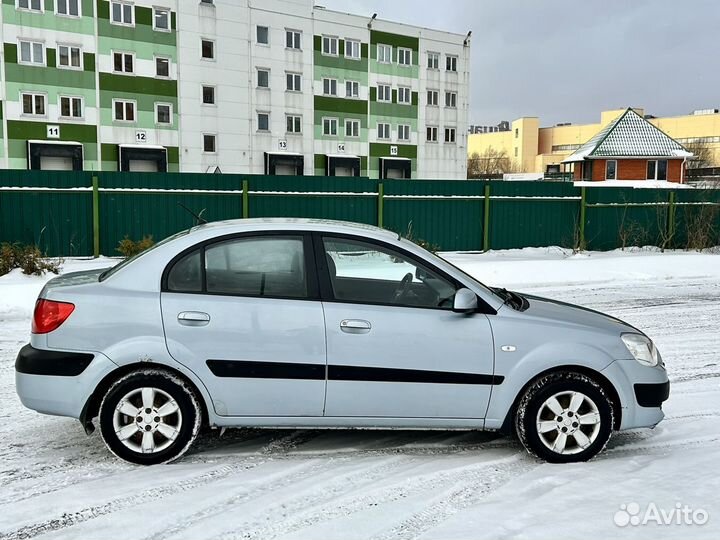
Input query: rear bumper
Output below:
<box><xmin>15</xmin><ymin>344</ymin><xmax>118</xmax><ymax>419</ymax></box>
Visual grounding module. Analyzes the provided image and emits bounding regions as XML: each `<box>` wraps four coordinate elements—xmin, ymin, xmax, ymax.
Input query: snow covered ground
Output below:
<box><xmin>1</xmin><ymin>248</ymin><xmax>719</xmax><ymax>540</ymax></box>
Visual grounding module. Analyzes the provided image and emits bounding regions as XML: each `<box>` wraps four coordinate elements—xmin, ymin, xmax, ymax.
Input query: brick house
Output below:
<box><xmin>563</xmin><ymin>108</ymin><xmax>693</xmax><ymax>183</ymax></box>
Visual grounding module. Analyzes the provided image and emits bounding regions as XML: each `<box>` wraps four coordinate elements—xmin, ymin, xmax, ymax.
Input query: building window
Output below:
<box><xmin>257</xmin><ymin>25</ymin><xmax>269</xmax><ymax>45</ymax></box>
<box><xmin>323</xmin><ymin>117</ymin><xmax>338</xmax><ymax>136</ymax></box>
<box><xmin>21</xmin><ymin>92</ymin><xmax>46</xmax><ymax>116</ymax></box>
<box><xmin>322</xmin><ymin>78</ymin><xmax>337</xmax><ymax>96</ymax></box>
<box><xmin>427</xmin><ymin>52</ymin><xmax>439</xmax><ymax>69</ymax></box>
<box><xmin>445</xmin><ymin>91</ymin><xmax>457</xmax><ymax>108</ymax></box>
<box><xmin>397</xmin><ymin>47</ymin><xmax>412</xmax><ymax>66</ymax></box>
<box><xmin>155</xmin><ymin>56</ymin><xmax>170</xmax><ymax>77</ymax></box>
<box><xmin>647</xmin><ymin>160</ymin><xmax>668</xmax><ymax>180</ymax></box>
<box><xmin>345</xmin><ymin>39</ymin><xmax>360</xmax><ymax>59</ymax></box>
<box><xmin>398</xmin><ymin>86</ymin><xmax>411</xmax><ymax>104</ymax></box>
<box><xmin>202</xmin><ymin>85</ymin><xmax>215</xmax><ymax>104</ymax></box>
<box><xmin>446</xmin><ymin>55</ymin><xmax>457</xmax><ymax>72</ymax></box>
<box><xmin>345</xmin><ymin>119</ymin><xmax>360</xmax><ymax>138</ymax></box>
<box><xmin>286</xmin><ymin>114</ymin><xmax>302</xmax><ymax>134</ymax></box>
<box><xmin>203</xmin><ymin>134</ymin><xmax>216</xmax><ymax>153</ymax></box>
<box><xmin>377</xmin><ymin>44</ymin><xmax>391</xmax><ymax>63</ymax></box>
<box><xmin>201</xmin><ymin>39</ymin><xmax>215</xmax><ymax>59</ymax></box>
<box><xmin>515</xmin><ymin>128</ymin><xmax>519</xmax><ymax>138</ymax></box>
<box><xmin>322</xmin><ymin>35</ymin><xmax>338</xmax><ymax>56</ymax></box>
<box><xmin>377</xmin><ymin>123</ymin><xmax>391</xmax><ymax>140</ymax></box>
<box><xmin>605</xmin><ymin>159</ymin><xmax>617</xmax><ymax>180</ymax></box>
<box><xmin>345</xmin><ymin>80</ymin><xmax>359</xmax><ymax>98</ymax></box>
<box><xmin>286</xmin><ymin>72</ymin><xmax>301</xmax><ymax>92</ymax></box>
<box><xmin>154</xmin><ymin>8</ymin><xmax>170</xmax><ymax>31</ymax></box>
<box><xmin>56</xmin><ymin>0</ymin><xmax>80</xmax><ymax>16</ymax></box>
<box><xmin>18</xmin><ymin>40</ymin><xmax>44</xmax><ymax>66</ymax></box>
<box><xmin>257</xmin><ymin>112</ymin><xmax>269</xmax><ymax>131</ymax></box>
<box><xmin>156</xmin><ymin>103</ymin><xmax>172</xmax><ymax>125</ymax></box>
<box><xmin>257</xmin><ymin>68</ymin><xmax>269</xmax><ymax>88</ymax></box>
<box><xmin>57</xmin><ymin>44</ymin><xmax>81</xmax><ymax>69</ymax></box>
<box><xmin>17</xmin><ymin>0</ymin><xmax>42</xmax><ymax>12</ymax></box>
<box><xmin>113</xmin><ymin>51</ymin><xmax>134</xmax><ymax>74</ymax></box>
<box><xmin>514</xmin><ymin>147</ymin><xmax>518</xmax><ymax>157</ymax></box>
<box><xmin>398</xmin><ymin>124</ymin><xmax>410</xmax><ymax>141</ymax></box>
<box><xmin>427</xmin><ymin>90</ymin><xmax>439</xmax><ymax>106</ymax></box>
<box><xmin>377</xmin><ymin>84</ymin><xmax>391</xmax><ymax>102</ymax></box>
<box><xmin>286</xmin><ymin>29</ymin><xmax>301</xmax><ymax>49</ymax></box>
<box><xmin>113</xmin><ymin>99</ymin><xmax>136</xmax><ymax>122</ymax></box>
<box><xmin>426</xmin><ymin>126</ymin><xmax>438</xmax><ymax>142</ymax></box>
<box><xmin>444</xmin><ymin>127</ymin><xmax>456</xmax><ymax>143</ymax></box>
<box><xmin>110</xmin><ymin>1</ymin><xmax>133</xmax><ymax>25</ymax></box>
<box><xmin>59</xmin><ymin>96</ymin><xmax>82</xmax><ymax>118</ymax></box>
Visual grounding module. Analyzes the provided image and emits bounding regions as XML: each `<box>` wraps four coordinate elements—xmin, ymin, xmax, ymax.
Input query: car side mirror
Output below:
<box><xmin>453</xmin><ymin>288</ymin><xmax>478</xmax><ymax>313</ymax></box>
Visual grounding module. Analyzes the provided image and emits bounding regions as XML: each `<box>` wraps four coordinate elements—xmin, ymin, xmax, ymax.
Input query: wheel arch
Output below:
<box><xmin>80</xmin><ymin>363</ymin><xmax>210</xmax><ymax>435</ymax></box>
<box><xmin>499</xmin><ymin>364</ymin><xmax>622</xmax><ymax>435</ymax></box>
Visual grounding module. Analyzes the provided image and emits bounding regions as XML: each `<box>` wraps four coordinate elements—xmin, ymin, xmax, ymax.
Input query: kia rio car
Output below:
<box><xmin>15</xmin><ymin>219</ymin><xmax>669</xmax><ymax>465</ymax></box>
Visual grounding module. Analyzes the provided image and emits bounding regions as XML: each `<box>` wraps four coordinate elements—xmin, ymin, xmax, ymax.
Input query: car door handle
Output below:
<box><xmin>177</xmin><ymin>311</ymin><xmax>210</xmax><ymax>326</ymax></box>
<box><xmin>340</xmin><ymin>319</ymin><xmax>371</xmax><ymax>334</ymax></box>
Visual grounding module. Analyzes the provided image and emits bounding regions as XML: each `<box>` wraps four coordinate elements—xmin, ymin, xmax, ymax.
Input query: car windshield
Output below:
<box><xmin>99</xmin><ymin>229</ymin><xmax>190</xmax><ymax>282</ymax></box>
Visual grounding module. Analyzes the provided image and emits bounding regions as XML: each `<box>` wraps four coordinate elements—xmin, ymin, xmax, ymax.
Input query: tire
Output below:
<box><xmin>515</xmin><ymin>371</ymin><xmax>614</xmax><ymax>463</ymax></box>
<box><xmin>99</xmin><ymin>369</ymin><xmax>202</xmax><ymax>465</ymax></box>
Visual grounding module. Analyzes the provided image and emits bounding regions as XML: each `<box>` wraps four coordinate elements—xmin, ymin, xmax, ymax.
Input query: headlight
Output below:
<box><xmin>621</xmin><ymin>333</ymin><xmax>659</xmax><ymax>367</ymax></box>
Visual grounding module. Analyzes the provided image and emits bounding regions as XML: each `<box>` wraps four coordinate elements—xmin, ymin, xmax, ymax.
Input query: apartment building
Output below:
<box><xmin>0</xmin><ymin>0</ymin><xmax>470</xmax><ymax>178</ymax></box>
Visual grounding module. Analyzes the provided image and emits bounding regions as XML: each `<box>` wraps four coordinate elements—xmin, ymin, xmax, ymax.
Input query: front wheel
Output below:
<box><xmin>99</xmin><ymin>369</ymin><xmax>202</xmax><ymax>465</ymax></box>
<box><xmin>515</xmin><ymin>371</ymin><xmax>614</xmax><ymax>463</ymax></box>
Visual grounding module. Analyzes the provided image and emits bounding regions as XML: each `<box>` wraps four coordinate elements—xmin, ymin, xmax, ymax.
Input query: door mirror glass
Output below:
<box><xmin>453</xmin><ymin>288</ymin><xmax>477</xmax><ymax>313</ymax></box>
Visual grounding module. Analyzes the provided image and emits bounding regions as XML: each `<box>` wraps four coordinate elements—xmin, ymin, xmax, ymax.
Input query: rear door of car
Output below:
<box><xmin>160</xmin><ymin>231</ymin><xmax>327</xmax><ymax>417</ymax></box>
<box><xmin>316</xmin><ymin>233</ymin><xmax>497</xmax><ymax>420</ymax></box>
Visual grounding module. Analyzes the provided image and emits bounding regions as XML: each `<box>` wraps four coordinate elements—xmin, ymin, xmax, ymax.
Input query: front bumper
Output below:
<box><xmin>15</xmin><ymin>344</ymin><xmax>118</xmax><ymax>419</ymax></box>
<box><xmin>601</xmin><ymin>359</ymin><xmax>669</xmax><ymax>430</ymax></box>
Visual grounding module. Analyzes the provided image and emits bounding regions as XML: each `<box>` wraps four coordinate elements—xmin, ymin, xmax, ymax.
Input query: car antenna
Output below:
<box><xmin>178</xmin><ymin>202</ymin><xmax>208</xmax><ymax>226</ymax></box>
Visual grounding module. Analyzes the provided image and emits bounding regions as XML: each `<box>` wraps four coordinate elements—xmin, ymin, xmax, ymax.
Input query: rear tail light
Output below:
<box><xmin>32</xmin><ymin>299</ymin><xmax>75</xmax><ymax>334</ymax></box>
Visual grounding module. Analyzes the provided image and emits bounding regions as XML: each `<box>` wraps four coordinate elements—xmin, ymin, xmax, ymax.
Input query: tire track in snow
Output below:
<box><xmin>0</xmin><ymin>430</ymin><xmax>320</xmax><ymax>540</ymax></box>
<box><xmin>213</xmin><ymin>453</ymin><xmax>529</xmax><ymax>540</ymax></box>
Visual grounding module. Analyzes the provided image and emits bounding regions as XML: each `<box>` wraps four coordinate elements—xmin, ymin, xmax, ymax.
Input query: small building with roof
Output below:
<box><xmin>562</xmin><ymin>108</ymin><xmax>693</xmax><ymax>183</ymax></box>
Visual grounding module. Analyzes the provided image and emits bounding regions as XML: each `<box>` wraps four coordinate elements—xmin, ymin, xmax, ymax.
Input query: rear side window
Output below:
<box><xmin>167</xmin><ymin>249</ymin><xmax>202</xmax><ymax>292</ymax></box>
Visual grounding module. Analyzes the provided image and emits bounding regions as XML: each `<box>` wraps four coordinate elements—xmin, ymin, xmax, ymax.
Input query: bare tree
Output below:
<box><xmin>683</xmin><ymin>139</ymin><xmax>715</xmax><ymax>169</ymax></box>
<box><xmin>467</xmin><ymin>146</ymin><xmax>517</xmax><ymax>178</ymax></box>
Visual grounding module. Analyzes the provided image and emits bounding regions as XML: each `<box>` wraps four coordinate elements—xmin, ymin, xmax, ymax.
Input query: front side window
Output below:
<box><xmin>322</xmin><ymin>237</ymin><xmax>457</xmax><ymax>309</ymax></box>
<box><xmin>605</xmin><ymin>159</ymin><xmax>617</xmax><ymax>180</ymax></box>
<box><xmin>204</xmin><ymin>237</ymin><xmax>307</xmax><ymax>298</ymax></box>
<box><xmin>110</xmin><ymin>1</ymin><xmax>133</xmax><ymax>25</ymax></box>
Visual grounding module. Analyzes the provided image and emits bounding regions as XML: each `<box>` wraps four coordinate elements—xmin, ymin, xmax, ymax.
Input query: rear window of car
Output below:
<box><xmin>99</xmin><ymin>229</ymin><xmax>189</xmax><ymax>282</ymax></box>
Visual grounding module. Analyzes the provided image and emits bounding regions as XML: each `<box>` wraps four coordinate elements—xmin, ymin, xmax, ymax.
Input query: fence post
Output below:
<box><xmin>667</xmin><ymin>190</ymin><xmax>676</xmax><ymax>247</ymax></box>
<box><xmin>242</xmin><ymin>180</ymin><xmax>249</xmax><ymax>218</ymax></box>
<box><xmin>92</xmin><ymin>175</ymin><xmax>100</xmax><ymax>258</ymax></box>
<box><xmin>377</xmin><ymin>182</ymin><xmax>384</xmax><ymax>228</ymax></box>
<box><xmin>579</xmin><ymin>186</ymin><xmax>587</xmax><ymax>250</ymax></box>
<box><xmin>482</xmin><ymin>183</ymin><xmax>491</xmax><ymax>252</ymax></box>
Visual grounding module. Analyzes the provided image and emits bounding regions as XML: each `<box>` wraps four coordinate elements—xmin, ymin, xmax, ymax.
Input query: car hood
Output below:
<box><xmin>41</xmin><ymin>268</ymin><xmax>109</xmax><ymax>294</ymax></box>
<box><xmin>517</xmin><ymin>292</ymin><xmax>640</xmax><ymax>335</ymax></box>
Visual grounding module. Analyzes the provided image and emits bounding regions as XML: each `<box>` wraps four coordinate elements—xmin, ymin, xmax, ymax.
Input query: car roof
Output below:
<box><xmin>189</xmin><ymin>218</ymin><xmax>399</xmax><ymax>241</ymax></box>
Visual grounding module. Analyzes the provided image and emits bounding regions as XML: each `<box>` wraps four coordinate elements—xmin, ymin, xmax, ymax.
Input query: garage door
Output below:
<box><xmin>385</xmin><ymin>167</ymin><xmax>405</xmax><ymax>179</ymax></box>
<box><xmin>274</xmin><ymin>163</ymin><xmax>296</xmax><ymax>176</ymax></box>
<box><xmin>334</xmin><ymin>166</ymin><xmax>354</xmax><ymax>177</ymax></box>
<box><xmin>128</xmin><ymin>160</ymin><xmax>159</xmax><ymax>172</ymax></box>
<box><xmin>40</xmin><ymin>156</ymin><xmax>74</xmax><ymax>171</ymax></box>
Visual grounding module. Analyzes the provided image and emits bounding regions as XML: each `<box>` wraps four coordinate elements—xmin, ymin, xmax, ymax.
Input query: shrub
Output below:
<box><xmin>0</xmin><ymin>242</ymin><xmax>62</xmax><ymax>277</ymax></box>
<box><xmin>116</xmin><ymin>235</ymin><xmax>155</xmax><ymax>258</ymax></box>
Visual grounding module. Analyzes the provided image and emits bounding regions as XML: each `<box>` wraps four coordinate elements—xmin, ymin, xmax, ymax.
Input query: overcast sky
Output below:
<box><xmin>322</xmin><ymin>0</ymin><xmax>719</xmax><ymax>127</ymax></box>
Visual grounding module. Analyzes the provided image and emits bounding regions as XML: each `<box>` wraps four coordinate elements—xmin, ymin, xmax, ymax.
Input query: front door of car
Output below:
<box><xmin>317</xmin><ymin>235</ymin><xmax>497</xmax><ymax>419</ymax></box>
<box><xmin>160</xmin><ymin>233</ymin><xmax>327</xmax><ymax>417</ymax></box>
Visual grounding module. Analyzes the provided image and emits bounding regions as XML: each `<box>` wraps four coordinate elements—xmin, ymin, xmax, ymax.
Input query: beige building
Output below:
<box><xmin>468</xmin><ymin>108</ymin><xmax>720</xmax><ymax>174</ymax></box>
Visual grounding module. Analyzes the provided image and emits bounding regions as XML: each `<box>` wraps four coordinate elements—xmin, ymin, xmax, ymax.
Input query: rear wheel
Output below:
<box><xmin>515</xmin><ymin>371</ymin><xmax>613</xmax><ymax>463</ymax></box>
<box><xmin>99</xmin><ymin>369</ymin><xmax>202</xmax><ymax>465</ymax></box>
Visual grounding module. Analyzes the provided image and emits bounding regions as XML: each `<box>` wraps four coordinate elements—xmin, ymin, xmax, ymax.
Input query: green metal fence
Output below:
<box><xmin>0</xmin><ymin>170</ymin><xmax>719</xmax><ymax>257</ymax></box>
